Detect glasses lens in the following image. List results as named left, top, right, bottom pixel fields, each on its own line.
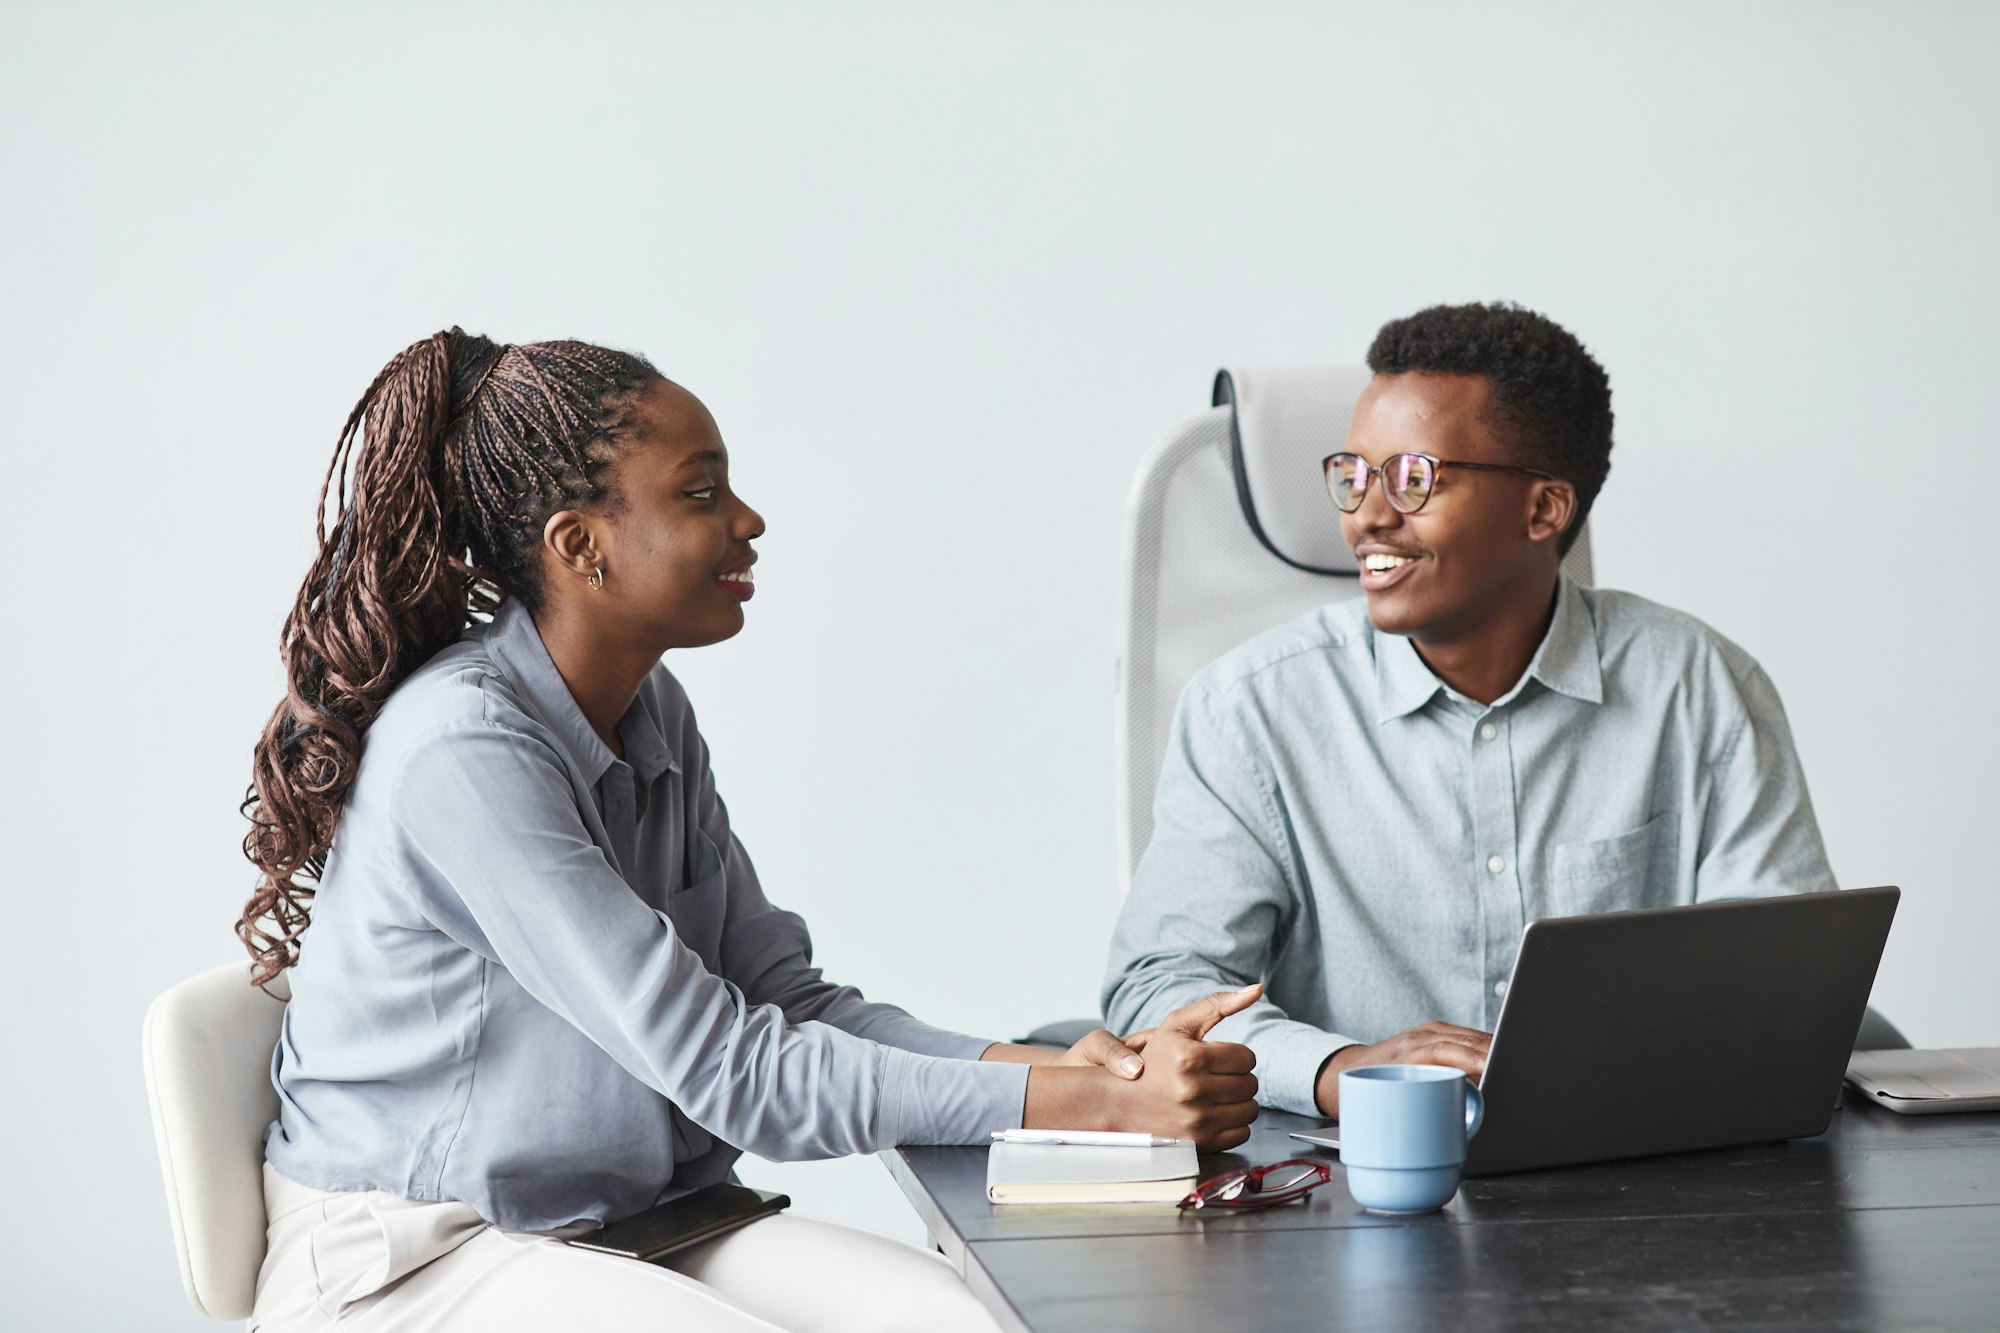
left=1251, top=1164, right=1322, bottom=1194
left=1181, top=1171, right=1250, bottom=1209
left=1326, top=454, right=1366, bottom=511
left=1384, top=454, right=1435, bottom=512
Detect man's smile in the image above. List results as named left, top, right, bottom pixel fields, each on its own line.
left=1356, top=545, right=1426, bottom=591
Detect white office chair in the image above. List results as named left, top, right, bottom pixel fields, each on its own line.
left=143, top=961, right=289, bottom=1321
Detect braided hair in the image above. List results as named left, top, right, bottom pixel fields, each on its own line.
left=236, top=328, right=660, bottom=988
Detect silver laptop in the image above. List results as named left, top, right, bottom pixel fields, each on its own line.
left=1299, top=887, right=1900, bottom=1176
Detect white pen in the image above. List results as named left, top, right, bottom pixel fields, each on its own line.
left=990, top=1129, right=1182, bottom=1147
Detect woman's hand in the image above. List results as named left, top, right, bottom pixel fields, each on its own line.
left=1055, top=1028, right=1147, bottom=1079
left=977, top=1029, right=1146, bottom=1075
left=1022, top=985, right=1263, bottom=1151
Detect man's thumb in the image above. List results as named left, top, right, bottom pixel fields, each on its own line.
left=1162, top=983, right=1263, bottom=1041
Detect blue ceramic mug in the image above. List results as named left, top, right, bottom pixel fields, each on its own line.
left=1337, top=1064, right=1485, bottom=1213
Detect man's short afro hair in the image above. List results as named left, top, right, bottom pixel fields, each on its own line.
left=1366, top=302, right=1612, bottom=554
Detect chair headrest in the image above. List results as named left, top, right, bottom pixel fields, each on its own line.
left=1213, top=365, right=1373, bottom=575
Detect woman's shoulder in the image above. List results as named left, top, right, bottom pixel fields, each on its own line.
left=366, top=634, right=554, bottom=765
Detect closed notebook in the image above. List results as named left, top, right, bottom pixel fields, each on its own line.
left=985, top=1140, right=1199, bottom=1204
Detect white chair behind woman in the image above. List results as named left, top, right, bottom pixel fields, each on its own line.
left=143, top=962, right=289, bottom=1320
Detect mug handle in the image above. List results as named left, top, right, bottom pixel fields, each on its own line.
left=1464, top=1082, right=1485, bottom=1140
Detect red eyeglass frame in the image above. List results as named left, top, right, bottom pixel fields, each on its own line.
left=1177, top=1158, right=1333, bottom=1211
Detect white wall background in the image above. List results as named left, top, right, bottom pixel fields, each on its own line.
left=4, top=2, right=1996, bottom=1327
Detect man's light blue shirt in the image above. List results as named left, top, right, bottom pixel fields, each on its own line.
left=1102, top=579, right=1837, bottom=1116
left=266, top=599, right=1027, bottom=1231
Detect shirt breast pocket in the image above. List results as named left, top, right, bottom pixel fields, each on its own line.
left=1547, top=815, right=1669, bottom=919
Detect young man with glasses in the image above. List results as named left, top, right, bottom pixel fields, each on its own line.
left=1102, top=302, right=1837, bottom=1119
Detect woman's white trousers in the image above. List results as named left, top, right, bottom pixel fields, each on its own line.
left=252, top=1165, right=1001, bottom=1332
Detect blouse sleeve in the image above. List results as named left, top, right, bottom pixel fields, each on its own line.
left=386, top=716, right=1026, bottom=1157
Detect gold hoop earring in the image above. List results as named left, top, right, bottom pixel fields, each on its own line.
left=586, top=567, right=604, bottom=591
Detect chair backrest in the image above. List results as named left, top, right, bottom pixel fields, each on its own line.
left=142, top=961, right=289, bottom=1320
left=1112, top=365, right=1595, bottom=888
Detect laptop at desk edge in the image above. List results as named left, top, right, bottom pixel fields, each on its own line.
left=1458, top=885, right=1899, bottom=1176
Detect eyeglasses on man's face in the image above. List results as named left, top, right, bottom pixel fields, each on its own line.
left=1177, top=1159, right=1333, bottom=1211
left=1323, top=451, right=1557, bottom=516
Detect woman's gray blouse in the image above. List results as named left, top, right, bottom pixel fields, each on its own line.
left=264, top=600, right=1027, bottom=1231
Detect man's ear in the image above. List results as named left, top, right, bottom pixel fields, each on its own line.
left=1526, top=480, right=1578, bottom=548
left=542, top=509, right=602, bottom=579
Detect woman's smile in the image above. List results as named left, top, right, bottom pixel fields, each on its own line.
left=716, top=561, right=756, bottom=602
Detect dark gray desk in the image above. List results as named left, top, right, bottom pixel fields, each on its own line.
left=882, top=1091, right=2000, bottom=1331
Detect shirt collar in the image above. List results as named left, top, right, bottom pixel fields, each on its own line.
left=1374, top=575, right=1603, bottom=722
left=1524, top=576, right=1605, bottom=706
left=481, top=598, right=680, bottom=785
left=1373, top=630, right=1445, bottom=722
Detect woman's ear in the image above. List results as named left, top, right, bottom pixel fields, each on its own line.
left=1526, top=479, right=1578, bottom=548
left=542, top=510, right=602, bottom=580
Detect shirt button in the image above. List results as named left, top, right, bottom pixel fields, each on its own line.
left=1479, top=722, right=1498, bottom=741
left=1487, top=855, right=1506, bottom=875
left=1494, top=979, right=1509, bottom=998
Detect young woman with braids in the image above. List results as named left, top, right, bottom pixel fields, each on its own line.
left=237, top=329, right=1261, bottom=1332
